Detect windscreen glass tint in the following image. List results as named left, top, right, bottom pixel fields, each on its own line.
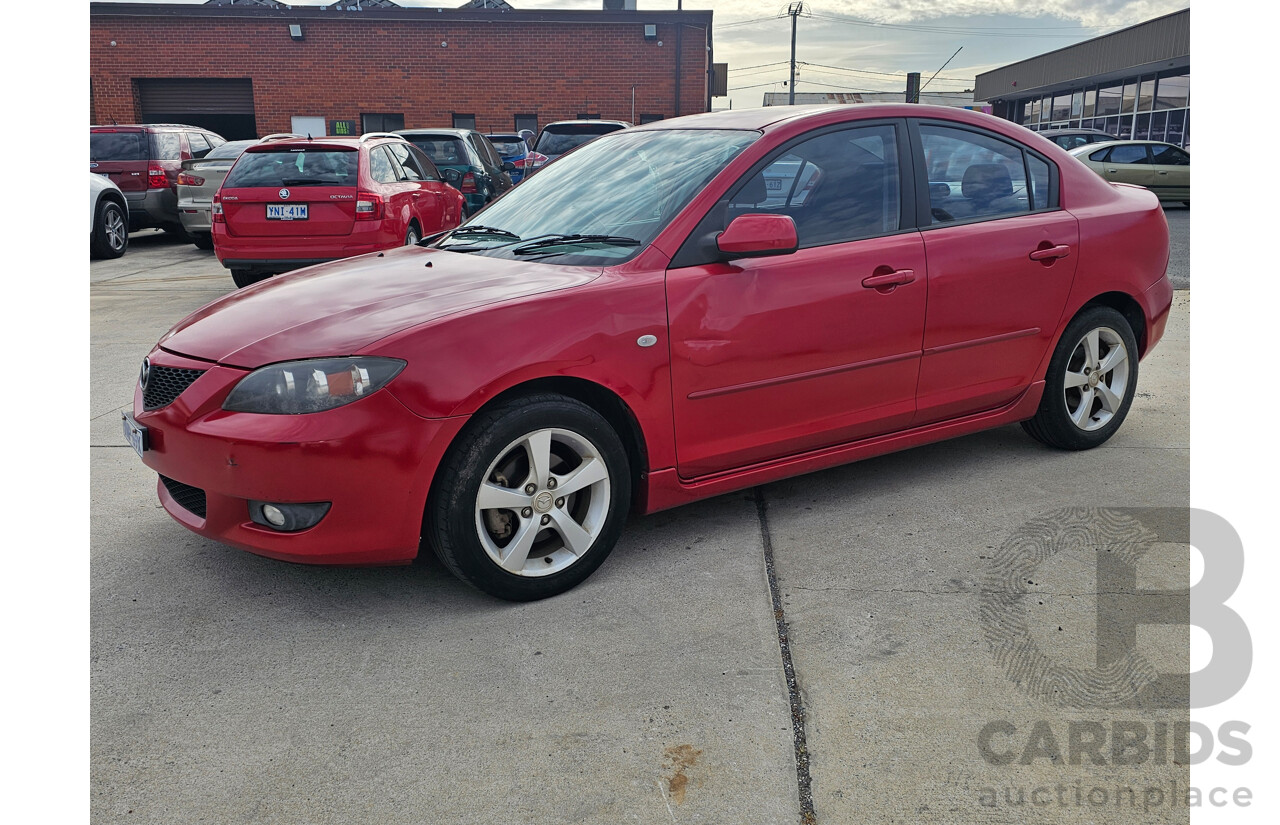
left=91, top=132, right=145, bottom=162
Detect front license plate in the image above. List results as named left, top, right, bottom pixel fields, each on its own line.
left=267, top=203, right=308, bottom=221
left=122, top=411, right=149, bottom=458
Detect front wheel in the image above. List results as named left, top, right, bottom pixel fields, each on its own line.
left=1022, top=306, right=1139, bottom=450
left=91, top=199, right=128, bottom=259
left=427, top=394, right=631, bottom=601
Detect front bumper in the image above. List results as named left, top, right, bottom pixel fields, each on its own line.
left=125, top=188, right=178, bottom=230
left=133, top=349, right=468, bottom=565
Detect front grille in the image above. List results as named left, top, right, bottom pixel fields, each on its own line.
left=144, top=366, right=205, bottom=411
left=160, top=475, right=207, bottom=519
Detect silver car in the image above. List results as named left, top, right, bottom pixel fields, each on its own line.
left=90, top=172, right=128, bottom=259
left=177, top=134, right=298, bottom=249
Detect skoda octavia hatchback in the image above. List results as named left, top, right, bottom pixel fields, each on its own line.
left=212, top=133, right=465, bottom=287
left=127, top=105, right=1173, bottom=601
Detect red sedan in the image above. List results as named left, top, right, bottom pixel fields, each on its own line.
left=211, top=134, right=465, bottom=288
left=125, top=105, right=1173, bottom=601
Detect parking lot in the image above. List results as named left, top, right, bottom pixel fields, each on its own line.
left=92, top=207, right=1189, bottom=824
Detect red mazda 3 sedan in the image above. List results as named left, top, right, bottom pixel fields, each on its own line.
left=126, top=105, right=1173, bottom=601
left=211, top=133, right=465, bottom=288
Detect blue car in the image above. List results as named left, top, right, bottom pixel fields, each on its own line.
left=485, top=133, right=535, bottom=183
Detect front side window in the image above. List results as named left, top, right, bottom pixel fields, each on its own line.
left=727, top=124, right=901, bottom=248
left=387, top=143, right=424, bottom=180
left=920, top=124, right=1031, bottom=222
left=1151, top=145, right=1189, bottom=166
left=188, top=132, right=212, bottom=158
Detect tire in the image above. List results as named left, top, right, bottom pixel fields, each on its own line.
left=405, top=224, right=420, bottom=246
left=427, top=394, right=631, bottom=601
left=192, top=233, right=215, bottom=251
left=1022, top=306, right=1139, bottom=450
left=162, top=223, right=192, bottom=243
left=91, top=199, right=128, bottom=259
left=231, top=268, right=268, bottom=289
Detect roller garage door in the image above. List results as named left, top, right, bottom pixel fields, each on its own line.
left=138, top=78, right=256, bottom=140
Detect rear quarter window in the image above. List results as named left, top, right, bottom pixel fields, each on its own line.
left=151, top=132, right=182, bottom=161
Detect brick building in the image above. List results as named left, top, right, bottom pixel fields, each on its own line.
left=89, top=1, right=714, bottom=140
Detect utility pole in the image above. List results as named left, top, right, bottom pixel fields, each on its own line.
left=787, top=2, right=804, bottom=105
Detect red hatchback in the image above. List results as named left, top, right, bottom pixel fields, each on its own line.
left=127, top=105, right=1173, bottom=601
left=212, top=134, right=465, bottom=287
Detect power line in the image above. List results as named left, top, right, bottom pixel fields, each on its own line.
left=805, top=12, right=1109, bottom=39
left=715, top=15, right=785, bottom=29
left=798, top=61, right=972, bottom=83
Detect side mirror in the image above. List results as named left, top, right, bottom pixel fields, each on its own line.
left=716, top=214, right=799, bottom=259
left=502, top=161, right=517, bottom=173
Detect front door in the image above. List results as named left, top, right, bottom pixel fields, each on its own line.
left=667, top=122, right=927, bottom=478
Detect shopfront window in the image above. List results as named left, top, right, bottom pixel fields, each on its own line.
left=1155, top=74, right=1189, bottom=110
left=1134, top=112, right=1151, bottom=141
left=1149, top=111, right=1168, bottom=143
left=1051, top=94, right=1071, bottom=121
left=1138, top=77, right=1156, bottom=111
left=1097, top=85, right=1122, bottom=117
left=1071, top=91, right=1084, bottom=119
left=1165, top=110, right=1186, bottom=147
left=1121, top=82, right=1137, bottom=114
left=1083, top=88, right=1097, bottom=118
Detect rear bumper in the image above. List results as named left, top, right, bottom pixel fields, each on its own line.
left=1140, top=274, right=1174, bottom=357
left=178, top=199, right=212, bottom=235
left=213, top=223, right=389, bottom=273
left=133, top=349, right=469, bottom=565
left=125, top=188, right=178, bottom=230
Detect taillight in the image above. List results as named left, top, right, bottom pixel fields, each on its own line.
left=460, top=172, right=477, bottom=194
left=176, top=171, right=205, bottom=186
left=524, top=152, right=548, bottom=173
left=147, top=162, right=170, bottom=189
left=211, top=194, right=224, bottom=223
left=355, top=192, right=384, bottom=221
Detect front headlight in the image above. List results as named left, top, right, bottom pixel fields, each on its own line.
left=223, top=357, right=406, bottom=414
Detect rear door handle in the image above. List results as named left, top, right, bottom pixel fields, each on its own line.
left=861, top=269, right=915, bottom=289
left=1029, top=244, right=1071, bottom=261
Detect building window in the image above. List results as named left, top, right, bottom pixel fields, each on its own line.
left=1030, top=98, right=1041, bottom=123
left=1155, top=74, right=1189, bottom=110
left=452, top=113, right=477, bottom=130
left=1165, top=109, right=1186, bottom=147
left=514, top=114, right=538, bottom=134
left=639, top=113, right=664, bottom=124
left=1070, top=91, right=1083, bottom=119
left=362, top=113, right=404, bottom=132
left=1096, top=85, right=1122, bottom=117
left=1082, top=88, right=1096, bottom=118
left=576, top=113, right=600, bottom=120
left=1051, top=93, right=1070, bottom=120
left=1138, top=76, right=1156, bottom=112
left=1134, top=112, right=1151, bottom=141
left=1120, top=82, right=1137, bottom=114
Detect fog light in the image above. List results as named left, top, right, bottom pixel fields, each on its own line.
left=248, top=500, right=331, bottom=532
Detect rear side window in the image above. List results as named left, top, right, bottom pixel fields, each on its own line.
left=91, top=132, right=144, bottom=162
left=1028, top=155, right=1051, bottom=209
left=224, top=149, right=357, bottom=187
left=1109, top=145, right=1150, bottom=165
left=1151, top=145, right=1189, bottom=165
left=151, top=132, right=182, bottom=161
left=920, top=124, right=1031, bottom=222
left=369, top=146, right=399, bottom=184
left=387, top=143, right=425, bottom=181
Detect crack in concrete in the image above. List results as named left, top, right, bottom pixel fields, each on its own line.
left=754, top=488, right=816, bottom=825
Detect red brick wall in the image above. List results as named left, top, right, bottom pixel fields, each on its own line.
left=90, top=12, right=710, bottom=135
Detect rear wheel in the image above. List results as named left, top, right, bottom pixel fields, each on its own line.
left=427, top=394, right=631, bottom=601
left=405, top=224, right=420, bottom=246
left=91, top=199, right=128, bottom=259
left=1022, top=306, right=1139, bottom=450
left=231, top=269, right=268, bottom=289
left=192, top=233, right=214, bottom=251
left=162, top=223, right=192, bottom=242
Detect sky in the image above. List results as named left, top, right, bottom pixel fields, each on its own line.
left=91, top=0, right=1192, bottom=110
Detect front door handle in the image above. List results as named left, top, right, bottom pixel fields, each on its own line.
left=1029, top=245, right=1071, bottom=262
left=861, top=269, right=915, bottom=289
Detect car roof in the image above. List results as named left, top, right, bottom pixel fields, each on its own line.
left=1067, top=140, right=1187, bottom=154
left=540, top=120, right=631, bottom=129
left=1040, top=128, right=1111, bottom=135
left=396, top=128, right=472, bottom=138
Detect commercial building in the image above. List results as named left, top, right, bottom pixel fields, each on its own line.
left=974, top=8, right=1189, bottom=148
left=89, top=0, right=713, bottom=139
left=762, top=91, right=989, bottom=111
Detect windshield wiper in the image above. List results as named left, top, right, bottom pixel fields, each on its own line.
left=447, top=225, right=521, bottom=240
left=512, top=234, right=641, bottom=255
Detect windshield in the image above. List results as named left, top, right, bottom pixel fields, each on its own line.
left=488, top=139, right=527, bottom=156
left=223, top=148, right=357, bottom=187
left=436, top=128, right=758, bottom=265
left=535, top=124, right=625, bottom=156
left=205, top=139, right=255, bottom=160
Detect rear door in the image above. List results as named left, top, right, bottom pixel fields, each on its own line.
left=912, top=120, right=1078, bottom=425
left=1100, top=143, right=1155, bottom=189
left=90, top=127, right=148, bottom=194
left=387, top=142, right=444, bottom=232
left=219, top=145, right=359, bottom=237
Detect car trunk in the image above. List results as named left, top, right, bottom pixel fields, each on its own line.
left=220, top=146, right=359, bottom=237
left=90, top=128, right=148, bottom=194
left=180, top=157, right=237, bottom=203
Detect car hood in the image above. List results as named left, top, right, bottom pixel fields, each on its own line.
left=159, top=246, right=600, bottom=368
